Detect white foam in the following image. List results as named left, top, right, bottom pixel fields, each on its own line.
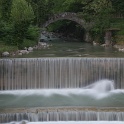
left=0, top=80, right=124, bottom=99
left=6, top=121, right=124, bottom=124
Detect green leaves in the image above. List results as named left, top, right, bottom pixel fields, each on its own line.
left=10, top=0, right=35, bottom=48
left=63, top=0, right=84, bottom=12
left=0, top=0, right=12, bottom=21
left=111, top=0, right=124, bottom=14
left=11, top=0, right=34, bottom=23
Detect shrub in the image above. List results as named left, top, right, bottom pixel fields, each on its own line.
left=26, top=25, right=40, bottom=41
left=21, top=39, right=38, bottom=48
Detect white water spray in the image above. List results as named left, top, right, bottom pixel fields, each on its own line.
left=6, top=121, right=124, bottom=124
left=0, top=79, right=122, bottom=98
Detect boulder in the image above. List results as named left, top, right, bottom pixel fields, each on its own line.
left=2, top=51, right=9, bottom=57
left=33, top=45, right=38, bottom=50
left=18, top=53, right=23, bottom=56
left=19, top=50, right=29, bottom=54
left=24, top=47, right=27, bottom=50
left=28, top=47, right=33, bottom=52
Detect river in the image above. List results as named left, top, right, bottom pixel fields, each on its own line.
left=16, top=39, right=124, bottom=58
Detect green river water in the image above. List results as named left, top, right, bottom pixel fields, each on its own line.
left=15, top=39, right=124, bottom=58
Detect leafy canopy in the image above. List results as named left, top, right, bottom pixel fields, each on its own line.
left=11, top=0, right=34, bottom=23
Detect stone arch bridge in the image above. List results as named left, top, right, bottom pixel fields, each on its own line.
left=42, top=12, right=93, bottom=42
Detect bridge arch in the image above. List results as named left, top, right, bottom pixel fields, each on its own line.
left=43, top=12, right=88, bottom=29
left=42, top=12, right=93, bottom=42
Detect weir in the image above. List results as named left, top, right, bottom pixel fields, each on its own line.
left=0, top=57, right=124, bottom=90
left=0, top=57, right=124, bottom=123
left=1, top=107, right=124, bottom=123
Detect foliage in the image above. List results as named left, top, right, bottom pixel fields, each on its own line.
left=26, top=0, right=52, bottom=26
left=0, top=20, right=14, bottom=45
left=22, top=39, right=37, bottom=48
left=63, top=0, right=83, bottom=12
left=26, top=25, right=40, bottom=40
left=11, top=0, right=34, bottom=23
left=111, top=0, right=124, bottom=14
left=115, top=35, right=124, bottom=45
left=0, top=42, right=18, bottom=53
left=79, top=0, right=113, bottom=42
left=0, top=0, right=124, bottom=51
left=11, top=0, right=34, bottom=48
left=110, top=18, right=124, bottom=35
left=0, top=0, right=12, bottom=21
left=44, top=0, right=65, bottom=14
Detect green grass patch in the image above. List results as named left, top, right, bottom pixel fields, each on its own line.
left=0, top=42, right=18, bottom=53
left=110, top=18, right=124, bottom=35
left=115, top=35, right=124, bottom=45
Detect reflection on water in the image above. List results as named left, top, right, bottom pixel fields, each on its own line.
left=16, top=39, right=124, bottom=58
left=0, top=80, right=124, bottom=108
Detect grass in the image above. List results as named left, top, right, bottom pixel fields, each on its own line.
left=110, top=18, right=124, bottom=44
left=0, top=42, right=18, bottom=53
left=22, top=39, right=38, bottom=48
left=111, top=18, right=124, bottom=33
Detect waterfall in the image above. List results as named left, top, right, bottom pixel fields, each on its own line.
left=1, top=108, right=124, bottom=123
left=0, top=58, right=124, bottom=90
left=0, top=57, right=124, bottom=123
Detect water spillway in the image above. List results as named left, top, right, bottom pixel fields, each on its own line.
left=0, top=57, right=124, bottom=123
left=0, top=58, right=124, bottom=90
left=1, top=107, right=124, bottom=123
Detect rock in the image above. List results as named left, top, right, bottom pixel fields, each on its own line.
left=24, top=47, right=27, bottom=50
left=93, top=41, right=99, bottom=46
left=19, top=50, right=29, bottom=54
left=12, top=53, right=16, bottom=56
left=101, top=44, right=107, bottom=47
left=18, top=53, right=23, bottom=56
left=119, top=48, right=124, bottom=52
left=28, top=47, right=33, bottom=52
left=33, top=45, right=38, bottom=50
left=2, top=51, right=9, bottom=57
left=38, top=42, right=47, bottom=46
left=38, top=42, right=50, bottom=49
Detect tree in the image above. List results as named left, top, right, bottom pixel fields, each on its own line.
left=0, top=0, right=12, bottom=21
left=111, top=0, right=124, bottom=17
left=26, top=0, right=48, bottom=26
left=11, top=0, right=34, bottom=48
left=79, top=0, right=113, bottom=42
left=63, top=0, right=84, bottom=12
left=111, top=0, right=124, bottom=14
left=50, top=0, right=65, bottom=13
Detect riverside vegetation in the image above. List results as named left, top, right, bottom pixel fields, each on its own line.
left=0, top=0, right=124, bottom=55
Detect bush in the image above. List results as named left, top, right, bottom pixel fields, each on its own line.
left=26, top=25, right=40, bottom=40
left=115, top=35, right=124, bottom=45
left=110, top=18, right=124, bottom=35
left=0, top=43, right=18, bottom=53
left=0, top=21, right=14, bottom=45
left=21, top=39, right=38, bottom=48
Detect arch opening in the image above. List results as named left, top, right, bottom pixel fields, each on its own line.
left=46, top=19, right=86, bottom=41
left=41, top=12, right=92, bottom=42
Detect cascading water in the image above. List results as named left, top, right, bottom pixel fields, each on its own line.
left=0, top=58, right=124, bottom=90
left=0, top=58, right=124, bottom=123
